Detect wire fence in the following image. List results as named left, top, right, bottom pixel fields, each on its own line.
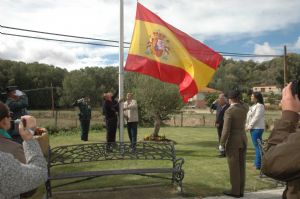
left=30, top=109, right=281, bottom=132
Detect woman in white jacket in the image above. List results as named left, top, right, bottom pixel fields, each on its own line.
left=246, top=92, right=265, bottom=170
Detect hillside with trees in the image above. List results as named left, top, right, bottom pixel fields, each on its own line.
left=1, top=53, right=299, bottom=109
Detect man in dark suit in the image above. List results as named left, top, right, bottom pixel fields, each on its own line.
left=102, top=91, right=119, bottom=151
left=220, top=90, right=248, bottom=198
left=211, top=93, right=230, bottom=157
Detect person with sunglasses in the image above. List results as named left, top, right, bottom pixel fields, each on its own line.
left=0, top=102, right=47, bottom=198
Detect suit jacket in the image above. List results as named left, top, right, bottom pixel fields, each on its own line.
left=0, top=135, right=26, bottom=163
left=220, top=103, right=249, bottom=149
left=216, top=103, right=230, bottom=129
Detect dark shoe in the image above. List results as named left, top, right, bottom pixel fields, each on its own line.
left=218, top=154, right=226, bottom=158
left=223, top=191, right=241, bottom=198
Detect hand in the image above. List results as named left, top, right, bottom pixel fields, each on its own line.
left=218, top=145, right=225, bottom=152
left=18, top=115, right=36, bottom=141
left=281, top=83, right=300, bottom=113
left=15, top=90, right=24, bottom=97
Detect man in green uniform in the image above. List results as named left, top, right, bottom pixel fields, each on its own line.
left=5, top=86, right=29, bottom=143
left=73, top=96, right=92, bottom=141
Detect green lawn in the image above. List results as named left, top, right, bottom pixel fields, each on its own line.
left=30, top=127, right=277, bottom=198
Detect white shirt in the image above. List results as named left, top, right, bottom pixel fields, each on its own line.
left=246, top=103, right=265, bottom=129
left=124, top=99, right=139, bottom=123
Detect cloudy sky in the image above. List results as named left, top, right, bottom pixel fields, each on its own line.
left=1, top=0, right=300, bottom=71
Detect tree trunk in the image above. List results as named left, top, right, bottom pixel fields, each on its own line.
left=152, top=115, right=161, bottom=137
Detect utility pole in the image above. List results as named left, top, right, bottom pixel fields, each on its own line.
left=51, top=82, right=55, bottom=117
left=119, top=0, right=124, bottom=143
left=283, top=45, right=288, bottom=85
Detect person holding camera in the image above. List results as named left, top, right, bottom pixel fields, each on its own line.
left=0, top=102, right=47, bottom=198
left=72, top=96, right=92, bottom=141
left=262, top=82, right=300, bottom=199
left=5, top=86, right=29, bottom=144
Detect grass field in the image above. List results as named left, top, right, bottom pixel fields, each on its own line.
left=29, top=126, right=279, bottom=199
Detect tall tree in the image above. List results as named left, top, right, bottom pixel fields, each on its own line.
left=125, top=73, right=184, bottom=136
left=60, top=71, right=95, bottom=106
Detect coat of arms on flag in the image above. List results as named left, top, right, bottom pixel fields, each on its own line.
left=125, top=3, right=222, bottom=102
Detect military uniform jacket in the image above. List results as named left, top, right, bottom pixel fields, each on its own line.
left=6, top=95, right=28, bottom=120
left=220, top=103, right=249, bottom=149
left=262, top=111, right=300, bottom=199
left=73, top=101, right=91, bottom=120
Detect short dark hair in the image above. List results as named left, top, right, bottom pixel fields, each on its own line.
left=0, top=102, right=10, bottom=120
left=227, top=90, right=241, bottom=100
left=253, top=92, right=264, bottom=105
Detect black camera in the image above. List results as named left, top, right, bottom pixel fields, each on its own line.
left=291, top=80, right=300, bottom=99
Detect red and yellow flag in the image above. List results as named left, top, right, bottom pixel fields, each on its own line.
left=125, top=3, right=222, bottom=102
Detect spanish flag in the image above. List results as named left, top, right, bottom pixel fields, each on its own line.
left=125, top=3, right=222, bottom=102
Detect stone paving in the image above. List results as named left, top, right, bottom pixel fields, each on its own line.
left=169, top=188, right=284, bottom=199
left=203, top=188, right=283, bottom=199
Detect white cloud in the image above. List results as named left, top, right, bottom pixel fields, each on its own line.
left=295, top=36, right=300, bottom=49
left=253, top=42, right=278, bottom=62
left=1, top=0, right=300, bottom=70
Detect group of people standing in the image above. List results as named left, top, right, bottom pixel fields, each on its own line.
left=211, top=90, right=266, bottom=198
left=211, top=84, right=300, bottom=199
left=73, top=91, right=139, bottom=150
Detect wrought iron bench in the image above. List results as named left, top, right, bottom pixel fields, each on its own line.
left=45, top=141, right=184, bottom=198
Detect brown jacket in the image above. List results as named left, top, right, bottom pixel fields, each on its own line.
left=0, top=136, right=26, bottom=163
left=262, top=111, right=300, bottom=199
left=220, top=103, right=249, bottom=149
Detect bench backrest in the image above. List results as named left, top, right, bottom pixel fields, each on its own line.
left=49, top=142, right=176, bottom=167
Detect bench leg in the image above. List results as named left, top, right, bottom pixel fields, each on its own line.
left=45, top=180, right=52, bottom=198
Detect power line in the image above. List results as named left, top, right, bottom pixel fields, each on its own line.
left=0, top=31, right=130, bottom=48
left=0, top=25, right=283, bottom=57
left=221, top=54, right=282, bottom=58
left=0, top=24, right=131, bottom=45
left=219, top=51, right=282, bottom=57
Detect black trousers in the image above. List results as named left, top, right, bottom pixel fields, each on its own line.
left=80, top=119, right=90, bottom=141
left=105, top=118, right=117, bottom=146
left=217, top=126, right=223, bottom=143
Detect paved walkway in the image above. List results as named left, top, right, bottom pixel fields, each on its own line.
left=49, top=185, right=284, bottom=199
left=168, top=188, right=284, bottom=199
left=203, top=188, right=283, bottom=199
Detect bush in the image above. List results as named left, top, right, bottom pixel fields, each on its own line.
left=265, top=104, right=280, bottom=111
left=45, top=126, right=79, bottom=135
left=90, top=123, right=104, bottom=131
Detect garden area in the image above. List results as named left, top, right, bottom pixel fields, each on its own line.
left=30, top=125, right=280, bottom=199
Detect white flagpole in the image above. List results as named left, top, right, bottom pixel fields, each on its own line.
left=119, top=0, right=124, bottom=143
